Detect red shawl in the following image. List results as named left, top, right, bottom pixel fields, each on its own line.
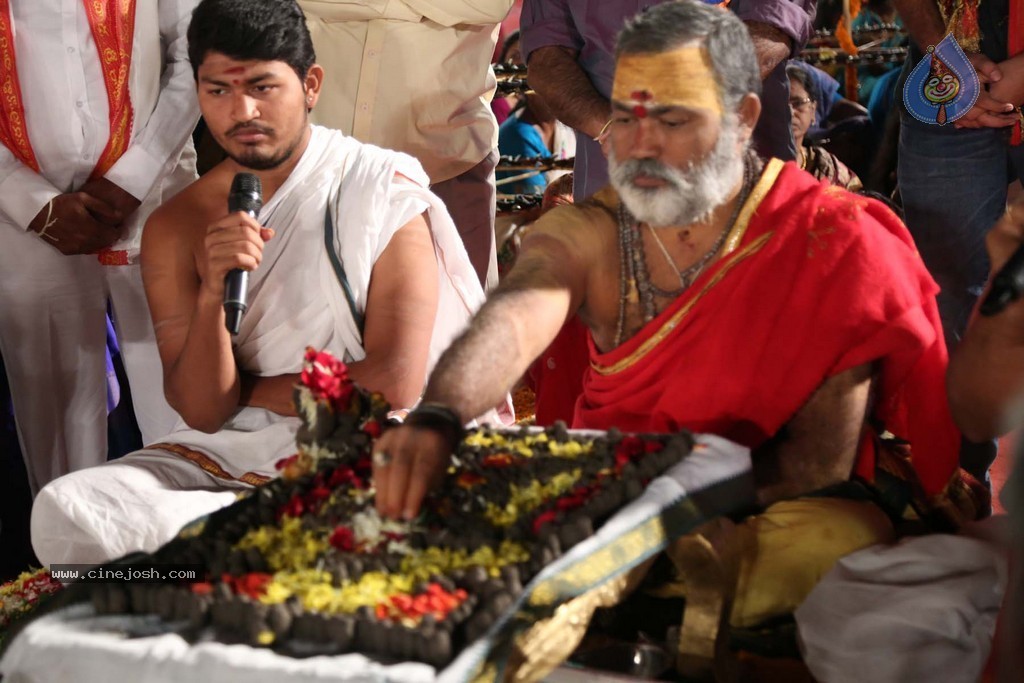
left=574, top=160, right=960, bottom=498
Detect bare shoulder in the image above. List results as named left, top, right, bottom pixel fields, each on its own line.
left=499, top=188, right=619, bottom=321
left=142, top=167, right=231, bottom=261
left=523, top=188, right=618, bottom=265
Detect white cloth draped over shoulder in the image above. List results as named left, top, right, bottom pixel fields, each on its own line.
left=150, top=125, right=510, bottom=482
left=30, top=125, right=510, bottom=566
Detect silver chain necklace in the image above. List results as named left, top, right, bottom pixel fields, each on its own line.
left=645, top=216, right=732, bottom=298
left=614, top=157, right=756, bottom=347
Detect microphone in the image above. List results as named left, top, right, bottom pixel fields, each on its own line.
left=224, top=173, right=263, bottom=335
left=979, top=245, right=1024, bottom=317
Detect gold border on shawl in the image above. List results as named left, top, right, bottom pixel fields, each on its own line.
left=722, top=157, right=784, bottom=256
left=239, top=471, right=272, bottom=486
left=497, top=562, right=654, bottom=683
left=83, top=0, right=136, bottom=179
left=591, top=231, right=774, bottom=376
left=148, top=442, right=271, bottom=486
left=527, top=513, right=670, bottom=607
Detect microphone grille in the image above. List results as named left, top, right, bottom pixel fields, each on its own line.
left=230, top=173, right=262, bottom=197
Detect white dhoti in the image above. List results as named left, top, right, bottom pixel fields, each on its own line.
left=32, top=126, right=509, bottom=566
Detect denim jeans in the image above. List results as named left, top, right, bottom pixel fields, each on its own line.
left=898, top=114, right=1024, bottom=483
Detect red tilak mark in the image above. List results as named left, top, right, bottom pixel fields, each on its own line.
left=631, top=90, right=653, bottom=102
left=224, top=66, right=246, bottom=74
left=632, top=105, right=649, bottom=118
left=232, top=80, right=241, bottom=85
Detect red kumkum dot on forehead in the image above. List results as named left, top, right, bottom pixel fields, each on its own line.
left=632, top=105, right=649, bottom=118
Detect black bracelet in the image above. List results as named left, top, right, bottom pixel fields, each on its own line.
left=405, top=402, right=465, bottom=447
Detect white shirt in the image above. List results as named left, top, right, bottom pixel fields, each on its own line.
left=299, top=0, right=514, bottom=183
left=0, top=0, right=199, bottom=232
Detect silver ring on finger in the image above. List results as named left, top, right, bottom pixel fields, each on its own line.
left=372, top=450, right=393, bottom=468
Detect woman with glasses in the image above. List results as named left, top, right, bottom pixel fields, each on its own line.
left=787, top=63, right=863, bottom=190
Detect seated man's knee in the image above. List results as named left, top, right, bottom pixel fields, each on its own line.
left=31, top=469, right=113, bottom=567
left=729, top=497, right=895, bottom=627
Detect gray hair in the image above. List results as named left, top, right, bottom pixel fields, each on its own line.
left=615, top=0, right=761, bottom=112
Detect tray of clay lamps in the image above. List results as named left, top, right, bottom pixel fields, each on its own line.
left=91, top=422, right=696, bottom=669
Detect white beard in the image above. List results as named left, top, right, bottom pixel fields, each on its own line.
left=608, top=118, right=745, bottom=228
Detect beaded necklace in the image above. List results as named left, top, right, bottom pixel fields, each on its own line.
left=614, top=158, right=757, bottom=347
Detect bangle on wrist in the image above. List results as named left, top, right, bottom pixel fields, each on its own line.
left=405, top=402, right=465, bottom=447
left=36, top=198, right=59, bottom=243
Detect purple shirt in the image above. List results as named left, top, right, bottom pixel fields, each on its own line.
left=521, top=0, right=815, bottom=200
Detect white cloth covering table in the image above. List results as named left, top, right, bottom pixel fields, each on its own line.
left=2, top=435, right=752, bottom=683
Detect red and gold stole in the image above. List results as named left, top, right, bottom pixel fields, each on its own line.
left=0, top=0, right=136, bottom=261
left=575, top=160, right=961, bottom=502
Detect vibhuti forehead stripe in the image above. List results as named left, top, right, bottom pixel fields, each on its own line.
left=611, top=46, right=723, bottom=117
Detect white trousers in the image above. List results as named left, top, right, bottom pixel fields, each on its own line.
left=0, top=224, right=178, bottom=494
left=31, top=450, right=248, bottom=566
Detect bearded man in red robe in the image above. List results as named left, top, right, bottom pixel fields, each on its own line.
left=373, top=0, right=983, bottom=634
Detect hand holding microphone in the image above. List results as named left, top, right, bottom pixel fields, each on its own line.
left=223, top=174, right=264, bottom=334
left=198, top=173, right=269, bottom=334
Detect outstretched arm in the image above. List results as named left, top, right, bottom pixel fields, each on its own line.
left=948, top=198, right=1024, bottom=440
left=372, top=223, right=590, bottom=519
left=420, top=238, right=580, bottom=420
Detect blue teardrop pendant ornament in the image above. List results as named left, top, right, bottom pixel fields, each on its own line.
left=903, top=33, right=980, bottom=126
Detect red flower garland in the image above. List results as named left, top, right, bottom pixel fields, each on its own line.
left=222, top=572, right=273, bottom=600
left=300, top=347, right=355, bottom=412
left=329, top=526, right=356, bottom=552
